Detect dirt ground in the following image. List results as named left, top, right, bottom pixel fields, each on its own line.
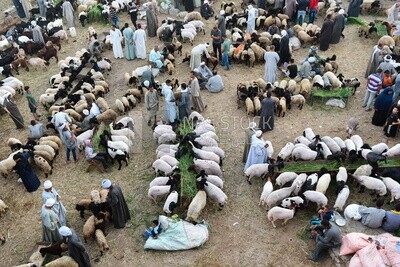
left=0, top=0, right=398, bottom=266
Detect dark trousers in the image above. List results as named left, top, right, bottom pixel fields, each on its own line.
left=92, top=153, right=109, bottom=169
left=213, top=43, right=222, bottom=61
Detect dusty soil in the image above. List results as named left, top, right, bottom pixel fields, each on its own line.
left=0, top=1, right=397, bottom=266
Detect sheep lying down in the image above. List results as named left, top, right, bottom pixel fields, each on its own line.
left=144, top=215, right=209, bottom=251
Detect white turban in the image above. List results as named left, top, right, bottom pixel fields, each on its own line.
left=255, top=130, right=262, bottom=138
left=45, top=198, right=55, bottom=207
left=248, top=4, right=253, bottom=9
left=281, top=30, right=287, bottom=37
left=31, top=20, right=37, bottom=26
left=338, top=9, right=345, bottom=15
left=200, top=61, right=206, bottom=66
left=102, top=179, right=111, bottom=189
left=143, top=80, right=150, bottom=87
left=44, top=180, right=52, bottom=189
left=220, top=10, right=225, bottom=15
left=308, top=57, right=316, bottom=63
left=59, top=226, right=72, bottom=237
left=82, top=109, right=89, bottom=116
left=249, top=122, right=256, bottom=129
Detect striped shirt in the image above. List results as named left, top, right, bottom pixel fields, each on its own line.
left=367, top=73, right=382, bottom=93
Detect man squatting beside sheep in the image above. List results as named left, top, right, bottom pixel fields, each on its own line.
left=59, top=226, right=91, bottom=267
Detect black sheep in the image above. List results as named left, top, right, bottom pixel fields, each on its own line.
left=381, top=168, right=400, bottom=184
left=366, top=152, right=387, bottom=177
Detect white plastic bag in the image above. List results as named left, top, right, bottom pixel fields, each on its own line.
left=69, top=27, right=76, bottom=37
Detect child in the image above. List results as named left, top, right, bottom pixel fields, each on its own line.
left=382, top=70, right=393, bottom=89
left=25, top=86, right=39, bottom=120
left=143, top=220, right=162, bottom=240
left=283, top=58, right=298, bottom=79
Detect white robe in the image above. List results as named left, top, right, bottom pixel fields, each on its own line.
left=246, top=7, right=256, bottom=34
left=42, top=188, right=67, bottom=226
left=190, top=44, right=210, bottom=70
left=388, top=4, right=399, bottom=22
left=162, top=84, right=177, bottom=123
left=134, top=29, right=147, bottom=59
left=149, top=49, right=163, bottom=69
left=244, top=135, right=268, bottom=171
left=62, top=1, right=75, bottom=28
left=263, top=51, right=280, bottom=83
left=110, top=28, right=124, bottom=59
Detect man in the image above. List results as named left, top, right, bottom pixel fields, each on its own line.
left=388, top=2, right=400, bottom=22
left=194, top=62, right=213, bottom=88
left=110, top=25, right=124, bottom=59
left=244, top=130, right=268, bottom=172
left=393, top=71, right=400, bottom=102
left=242, top=121, right=256, bottom=163
left=259, top=91, right=275, bottom=132
left=41, top=198, right=62, bottom=243
left=62, top=0, right=75, bottom=28
left=298, top=57, right=316, bottom=80
left=296, top=0, right=309, bottom=25
left=285, top=0, right=297, bottom=20
left=60, top=123, right=78, bottom=163
left=76, top=109, right=93, bottom=133
left=134, top=23, right=147, bottom=59
left=123, top=23, right=135, bottom=60
left=246, top=5, right=256, bottom=34
left=42, top=180, right=67, bottom=227
left=211, top=23, right=222, bottom=61
left=29, top=120, right=44, bottom=139
left=89, top=101, right=101, bottom=116
left=365, top=44, right=383, bottom=78
left=217, top=10, right=226, bottom=36
left=377, top=55, right=395, bottom=79
left=382, top=202, right=400, bottom=232
left=177, top=83, right=191, bottom=121
left=319, top=14, right=334, bottom=51
left=189, top=71, right=206, bottom=113
left=331, top=9, right=346, bottom=44
left=363, top=68, right=383, bottom=111
left=3, top=93, right=24, bottom=129
left=51, top=107, right=72, bottom=136
left=109, top=3, right=119, bottom=27
left=102, top=179, right=131, bottom=229
left=347, top=0, right=363, bottom=17
left=149, top=45, right=164, bottom=69
left=358, top=199, right=386, bottom=228
left=59, top=226, right=91, bottom=267
left=161, top=80, right=178, bottom=125
left=205, top=71, right=224, bottom=93
left=279, top=30, right=290, bottom=66
left=309, top=220, right=342, bottom=261
left=309, top=0, right=318, bottom=23
left=221, top=34, right=231, bottom=70
left=263, top=45, right=280, bottom=83
left=128, top=2, right=138, bottom=28
left=31, top=21, right=45, bottom=44
left=141, top=66, right=156, bottom=88
left=37, top=0, right=47, bottom=18
left=145, top=81, right=159, bottom=127
left=190, top=43, right=210, bottom=70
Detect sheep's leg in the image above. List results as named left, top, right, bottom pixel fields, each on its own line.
left=117, top=159, right=122, bottom=170
left=271, top=220, right=277, bottom=228
left=247, top=176, right=252, bottom=185
left=282, top=218, right=289, bottom=226
left=124, top=158, right=128, bottom=166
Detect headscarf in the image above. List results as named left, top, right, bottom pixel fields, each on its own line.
left=45, top=198, right=55, bottom=207
left=59, top=226, right=72, bottom=237
left=338, top=9, right=345, bottom=15
left=255, top=130, right=262, bottom=137
left=281, top=30, right=287, bottom=37
left=84, top=139, right=92, bottom=147
left=374, top=86, right=394, bottom=111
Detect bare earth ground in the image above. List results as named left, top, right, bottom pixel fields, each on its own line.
left=0, top=1, right=398, bottom=266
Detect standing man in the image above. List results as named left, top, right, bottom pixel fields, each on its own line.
left=109, top=3, right=119, bottom=28
left=31, top=21, right=45, bottom=44
left=101, top=179, right=131, bottom=229
left=331, top=9, right=346, bottom=44
left=110, top=25, right=124, bottom=59
left=263, top=45, right=280, bottom=83
left=243, top=130, right=269, bottom=172
left=3, top=94, right=24, bottom=129
left=296, top=0, right=309, bottom=25
left=41, top=198, right=62, bottom=243
left=123, top=23, right=135, bottom=60
left=190, top=43, right=210, bottom=70
left=319, top=14, right=334, bottom=51
left=211, top=23, right=222, bottom=61
left=259, top=91, right=275, bottom=132
left=127, top=2, right=138, bottom=28
left=279, top=30, right=290, bottom=66
left=62, top=0, right=75, bottom=29
left=246, top=5, right=256, bottom=34
left=146, top=0, right=158, bottom=37
left=161, top=80, right=178, bottom=125
left=51, top=107, right=72, bottom=136
left=59, top=226, right=91, bottom=267
left=363, top=69, right=383, bottom=111
left=37, top=0, right=47, bottom=18
left=221, top=34, right=231, bottom=70
left=177, top=83, right=191, bottom=121
left=134, top=24, right=147, bottom=59
left=60, top=123, right=78, bottom=163
left=25, top=86, right=39, bottom=120
left=13, top=152, right=40, bottom=192
left=309, top=0, right=318, bottom=23
left=189, top=71, right=206, bottom=113
left=347, top=0, right=363, bottom=17
left=42, top=180, right=67, bottom=227
left=285, top=0, right=297, bottom=21
left=242, top=121, right=256, bottom=163
left=145, top=81, right=159, bottom=127
left=309, top=220, right=342, bottom=261
left=217, top=10, right=226, bottom=38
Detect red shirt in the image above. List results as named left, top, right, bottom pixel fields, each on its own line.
left=310, top=0, right=318, bottom=9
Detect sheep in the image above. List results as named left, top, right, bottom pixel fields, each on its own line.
left=333, top=137, right=346, bottom=151
left=277, top=142, right=294, bottom=162
left=267, top=206, right=296, bottom=228
left=159, top=155, right=178, bottom=167
left=156, top=144, right=178, bottom=154
left=291, top=173, right=307, bottom=195
left=334, top=185, right=350, bottom=211
left=200, top=131, right=219, bottom=141
left=290, top=94, right=305, bottom=110
left=353, top=164, right=373, bottom=177
left=163, top=190, right=178, bottom=215
left=382, top=177, right=400, bottom=203
left=351, top=174, right=387, bottom=196
left=194, top=136, right=218, bottom=147
left=83, top=215, right=95, bottom=242
left=204, top=181, right=227, bottom=209
left=265, top=185, right=296, bottom=210
left=34, top=145, right=55, bottom=159
left=44, top=256, right=78, bottom=267
left=153, top=126, right=175, bottom=139
left=189, top=141, right=220, bottom=164
left=65, top=109, right=81, bottom=121
left=107, top=140, right=129, bottom=154
left=277, top=97, right=287, bottom=117
left=244, top=163, right=275, bottom=184
left=323, top=71, right=342, bottom=88
left=371, top=143, right=389, bottom=154
left=186, top=190, right=206, bottom=222
left=95, top=229, right=109, bottom=256
left=303, top=128, right=315, bottom=141
left=342, top=78, right=361, bottom=95
left=95, top=97, right=109, bottom=112
left=7, top=137, right=22, bottom=151
left=378, top=35, right=395, bottom=48
left=281, top=196, right=304, bottom=208
left=152, top=159, right=175, bottom=175
left=336, top=166, right=348, bottom=193
left=202, top=174, right=224, bottom=189
left=34, top=155, right=52, bottom=178
left=297, top=30, right=316, bottom=44
left=350, top=134, right=363, bottom=152
left=275, top=172, right=298, bottom=188
left=109, top=135, right=132, bottom=151
left=245, top=97, right=254, bottom=116
left=312, top=75, right=324, bottom=88
left=321, top=136, right=341, bottom=154
left=291, top=146, right=320, bottom=161
left=192, top=159, right=223, bottom=178
left=148, top=185, right=171, bottom=204
left=75, top=198, right=92, bottom=218
left=115, top=99, right=125, bottom=114
left=40, top=136, right=62, bottom=149
left=201, top=146, right=225, bottom=159
left=184, top=11, right=202, bottom=22
left=315, top=173, right=331, bottom=195
left=383, top=144, right=400, bottom=158
left=76, top=129, right=94, bottom=150
left=194, top=123, right=215, bottom=136
left=303, top=190, right=328, bottom=208
left=92, top=110, right=118, bottom=125
left=181, top=29, right=195, bottom=44
left=0, top=198, right=8, bottom=216
left=158, top=133, right=177, bottom=145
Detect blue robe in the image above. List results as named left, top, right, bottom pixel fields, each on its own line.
left=42, top=189, right=67, bottom=226
left=14, top=152, right=40, bottom=192
left=123, top=27, right=136, bottom=60
left=162, top=85, right=177, bottom=123
left=244, top=136, right=268, bottom=171
left=149, top=49, right=163, bottom=69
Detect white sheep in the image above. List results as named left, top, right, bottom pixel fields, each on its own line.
left=76, top=129, right=94, bottom=150
left=316, top=173, right=331, bottom=194
left=259, top=178, right=273, bottom=207
left=189, top=141, right=220, bottom=164
left=303, top=128, right=315, bottom=141
left=336, top=167, right=347, bottom=184
left=193, top=159, right=223, bottom=178
left=371, top=143, right=389, bottom=154
left=110, top=135, right=132, bottom=148
left=156, top=144, right=178, bottom=154
left=184, top=11, right=202, bottom=22
left=163, top=190, right=178, bottom=215
left=148, top=185, right=171, bottom=204
left=28, top=58, right=49, bottom=70
left=158, top=133, right=177, bottom=145
left=323, top=71, right=342, bottom=88
left=108, top=140, right=129, bottom=154
left=344, top=138, right=356, bottom=152
left=194, top=136, right=218, bottom=147
left=294, top=136, right=311, bottom=145
left=200, top=131, right=219, bottom=141
left=334, top=185, right=350, bottom=211
left=277, top=142, right=294, bottom=161
left=333, top=137, right=346, bottom=150
left=44, top=256, right=78, bottom=267
left=344, top=204, right=362, bottom=220
left=244, top=163, right=274, bottom=184
left=149, top=176, right=170, bottom=188
left=318, top=142, right=332, bottom=160
left=34, top=145, right=55, bottom=158
left=281, top=196, right=304, bottom=208
left=153, top=126, right=175, bottom=139
left=157, top=150, right=176, bottom=159
left=83, top=215, right=95, bottom=242
left=110, top=127, right=135, bottom=141
left=291, top=146, right=319, bottom=161
left=382, top=177, right=400, bottom=203
left=321, top=136, right=341, bottom=153
left=159, top=155, right=178, bottom=167
left=353, top=164, right=373, bottom=177
left=95, top=229, right=109, bottom=256
left=275, top=172, right=298, bottom=188
left=350, top=134, right=363, bottom=152
left=303, top=190, right=328, bottom=208
left=194, top=124, right=216, bottom=136
left=265, top=185, right=295, bottom=210
left=34, top=155, right=52, bottom=178
left=186, top=190, right=206, bottom=222
left=115, top=99, right=125, bottom=114
left=204, top=182, right=228, bottom=209
left=292, top=173, right=307, bottom=195
left=201, top=146, right=225, bottom=159
left=205, top=174, right=224, bottom=189
left=0, top=198, right=8, bottom=216
left=189, top=111, right=205, bottom=122
left=353, top=175, right=387, bottom=196
left=383, top=144, right=400, bottom=158
left=267, top=206, right=296, bottom=228
left=152, top=159, right=175, bottom=175
left=181, top=29, right=195, bottom=44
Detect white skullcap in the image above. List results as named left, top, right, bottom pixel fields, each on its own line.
left=249, top=122, right=256, bottom=129
left=82, top=109, right=89, bottom=116
left=255, top=130, right=262, bottom=137
left=59, top=226, right=72, bottom=237
left=338, top=9, right=345, bottom=15
left=144, top=80, right=150, bottom=87
left=44, top=180, right=52, bottom=189
left=308, top=57, right=316, bottom=63
left=102, top=179, right=111, bottom=189
left=45, top=198, right=55, bottom=207
left=200, top=61, right=206, bottom=66
left=248, top=4, right=253, bottom=9
left=281, top=30, right=287, bottom=37
left=220, top=10, right=225, bottom=15
left=31, top=20, right=37, bottom=26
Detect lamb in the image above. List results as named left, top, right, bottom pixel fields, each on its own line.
left=245, top=97, right=254, bottom=116
left=189, top=141, right=220, bottom=164
left=265, top=185, right=296, bottom=210
left=148, top=185, right=171, bottom=204
left=290, top=94, right=305, bottom=110
left=83, top=215, right=95, bottom=242
left=303, top=190, right=328, bottom=208
left=277, top=97, right=287, bottom=117
left=281, top=196, right=304, bottom=208
left=0, top=198, right=8, bottom=216
left=153, top=126, right=175, bottom=139
left=95, top=229, right=109, bottom=256
left=342, top=78, right=361, bottom=95
left=383, top=144, right=400, bottom=158
left=334, top=185, right=350, bottom=211
left=163, top=190, right=178, bottom=215
left=152, top=159, right=176, bottom=175
left=381, top=177, right=400, bottom=203
left=267, top=206, right=296, bottom=228
left=186, top=190, right=207, bottom=222
left=275, top=172, right=298, bottom=188
left=244, top=163, right=275, bottom=184
left=192, top=159, right=223, bottom=178
left=277, top=142, right=294, bottom=162
left=34, top=155, right=52, bottom=178
left=44, top=256, right=78, bottom=267
left=346, top=117, right=358, bottom=137
left=204, top=181, right=228, bottom=209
